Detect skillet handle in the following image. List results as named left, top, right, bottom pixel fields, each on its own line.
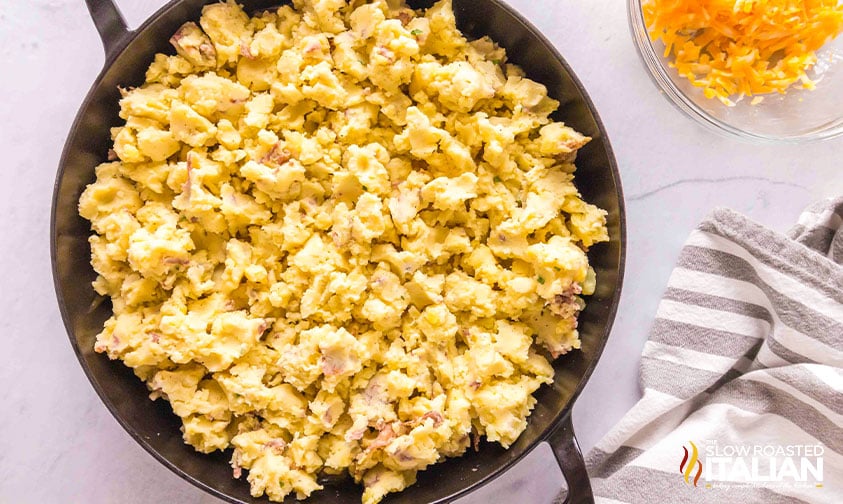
left=84, top=0, right=131, bottom=60
left=548, top=415, right=594, bottom=504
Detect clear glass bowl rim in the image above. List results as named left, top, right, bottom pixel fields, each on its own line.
left=627, top=0, right=843, bottom=144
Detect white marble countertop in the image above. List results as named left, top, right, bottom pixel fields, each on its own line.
left=2, top=0, right=841, bottom=502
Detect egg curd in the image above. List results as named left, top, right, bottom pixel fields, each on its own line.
left=78, top=0, right=609, bottom=502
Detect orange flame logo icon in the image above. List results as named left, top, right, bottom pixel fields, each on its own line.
left=679, top=441, right=703, bottom=487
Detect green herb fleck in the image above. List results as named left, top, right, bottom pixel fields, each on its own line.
left=411, top=29, right=423, bottom=36
left=554, top=266, right=560, bottom=272
left=493, top=176, right=502, bottom=183
left=492, top=59, right=501, bottom=65
left=362, top=185, right=369, bottom=191
left=537, top=276, right=545, bottom=285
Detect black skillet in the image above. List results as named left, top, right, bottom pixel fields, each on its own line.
left=51, top=1, right=626, bottom=502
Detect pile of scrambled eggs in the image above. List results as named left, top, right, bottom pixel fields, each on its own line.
left=79, top=1, right=608, bottom=502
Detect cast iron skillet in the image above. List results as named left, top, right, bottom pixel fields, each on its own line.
left=52, top=1, right=626, bottom=502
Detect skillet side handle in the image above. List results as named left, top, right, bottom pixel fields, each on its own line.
left=548, top=415, right=595, bottom=504
left=85, top=0, right=131, bottom=60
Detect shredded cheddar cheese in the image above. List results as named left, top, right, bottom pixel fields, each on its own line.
left=644, top=0, right=843, bottom=105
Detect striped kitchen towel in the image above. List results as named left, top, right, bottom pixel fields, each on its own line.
left=577, top=198, right=843, bottom=504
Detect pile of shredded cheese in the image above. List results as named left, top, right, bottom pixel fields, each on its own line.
left=644, top=0, right=843, bottom=105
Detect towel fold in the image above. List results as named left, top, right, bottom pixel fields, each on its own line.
left=579, top=198, right=843, bottom=504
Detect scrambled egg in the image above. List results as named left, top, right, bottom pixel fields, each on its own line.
left=78, top=1, right=608, bottom=502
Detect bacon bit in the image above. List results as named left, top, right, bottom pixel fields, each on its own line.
left=367, top=423, right=397, bottom=451
left=264, top=439, right=287, bottom=454
left=469, top=380, right=482, bottom=391
left=397, top=10, right=412, bottom=25
left=330, top=230, right=346, bottom=247
left=169, top=22, right=217, bottom=67
left=395, top=450, right=415, bottom=462
left=163, top=257, right=190, bottom=265
left=321, top=353, right=345, bottom=377
left=107, top=149, right=118, bottom=161
left=231, top=454, right=243, bottom=478
left=347, top=428, right=366, bottom=441
left=150, top=332, right=161, bottom=344
left=375, top=46, right=396, bottom=62
left=363, top=469, right=381, bottom=486
left=240, top=43, right=255, bottom=59
left=305, top=40, right=323, bottom=55
left=363, top=376, right=388, bottom=407
left=549, top=284, right=583, bottom=320
left=198, top=42, right=216, bottom=61
left=402, top=411, right=444, bottom=430
left=112, top=335, right=121, bottom=347
left=419, top=411, right=444, bottom=427
left=260, top=143, right=292, bottom=166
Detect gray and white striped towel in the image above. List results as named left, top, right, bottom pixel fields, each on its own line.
left=580, top=198, right=843, bottom=503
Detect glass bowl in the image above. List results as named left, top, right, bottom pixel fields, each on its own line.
left=629, top=0, right=843, bottom=143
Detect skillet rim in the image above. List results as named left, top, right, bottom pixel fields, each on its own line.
left=50, top=0, right=627, bottom=502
